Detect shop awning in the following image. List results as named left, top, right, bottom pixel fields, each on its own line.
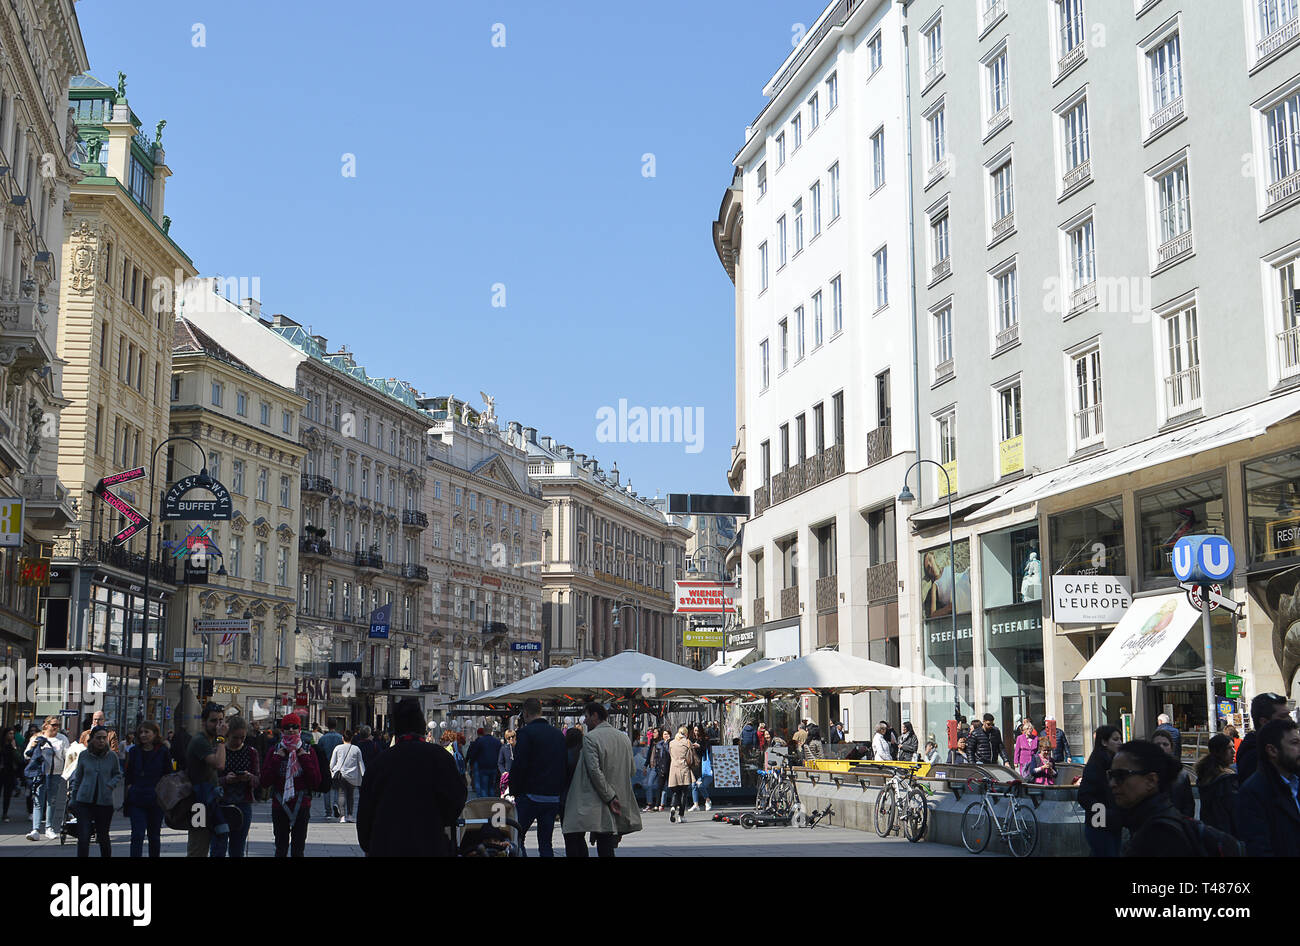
left=973, top=390, right=1300, bottom=522
left=703, top=648, right=755, bottom=675
left=909, top=492, right=1002, bottom=529
left=1074, top=591, right=1203, bottom=681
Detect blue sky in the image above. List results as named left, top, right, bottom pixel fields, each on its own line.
left=77, top=1, right=816, bottom=496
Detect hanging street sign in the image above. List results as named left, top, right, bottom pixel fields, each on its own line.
left=1225, top=673, right=1243, bottom=698
left=511, top=641, right=542, bottom=651
left=1172, top=535, right=1235, bottom=584
left=0, top=498, right=23, bottom=548
left=161, top=473, right=232, bottom=521
left=193, top=619, right=251, bottom=634
left=94, top=468, right=149, bottom=544
left=683, top=629, right=724, bottom=647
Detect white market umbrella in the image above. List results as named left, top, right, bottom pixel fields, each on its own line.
left=453, top=662, right=595, bottom=705
left=706, top=658, right=786, bottom=692
left=529, top=650, right=721, bottom=700
left=712, top=650, right=954, bottom=696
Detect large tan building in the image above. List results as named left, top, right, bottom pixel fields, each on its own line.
left=165, top=317, right=306, bottom=727
left=0, top=0, right=87, bottom=731
left=44, top=72, right=195, bottom=733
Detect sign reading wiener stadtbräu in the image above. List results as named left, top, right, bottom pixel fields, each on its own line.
left=161, top=473, right=232, bottom=521
left=1050, top=575, right=1132, bottom=625
left=673, top=580, right=739, bottom=614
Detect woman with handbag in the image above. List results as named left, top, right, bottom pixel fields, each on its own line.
left=24, top=716, right=69, bottom=841
left=666, top=726, right=696, bottom=823
left=1014, top=720, right=1039, bottom=778
left=689, top=724, right=713, bottom=812
left=329, top=729, right=364, bottom=823
left=123, top=721, right=171, bottom=857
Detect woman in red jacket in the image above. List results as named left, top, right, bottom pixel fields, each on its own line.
left=261, top=714, right=320, bottom=857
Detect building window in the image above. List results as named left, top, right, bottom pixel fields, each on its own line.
left=759, top=241, right=769, bottom=291
left=924, top=19, right=944, bottom=84
left=776, top=131, right=786, bottom=167
left=869, top=32, right=883, bottom=75
left=810, top=180, right=822, bottom=236
left=791, top=113, right=802, bottom=151
left=1264, top=88, right=1300, bottom=207
left=1147, top=32, right=1184, bottom=133
left=997, top=381, right=1023, bottom=476
left=229, top=536, right=241, bottom=578
left=833, top=391, right=844, bottom=446
left=1256, top=0, right=1300, bottom=62
left=813, top=401, right=826, bottom=453
left=809, top=92, right=820, bottom=131
left=279, top=474, right=291, bottom=506
left=236, top=392, right=247, bottom=416
left=260, top=401, right=270, bottom=425
left=875, top=372, right=891, bottom=430
left=936, top=410, right=957, bottom=495
left=1071, top=345, right=1104, bottom=448
left=990, top=159, right=1014, bottom=238
left=94, top=406, right=102, bottom=455
left=257, top=468, right=268, bottom=502
left=986, top=48, right=1010, bottom=129
left=1049, top=498, right=1125, bottom=577
left=930, top=207, right=951, bottom=281
left=276, top=546, right=288, bottom=585
left=873, top=246, right=888, bottom=310
left=1057, top=0, right=1086, bottom=73
left=1161, top=304, right=1201, bottom=417
left=871, top=128, right=886, bottom=190
left=829, top=162, right=841, bottom=219
left=812, top=291, right=824, bottom=348
left=795, top=305, right=806, bottom=361
left=1138, top=476, right=1225, bottom=583
left=1062, top=95, right=1091, bottom=189
left=826, top=72, right=838, bottom=110
left=778, top=215, right=787, bottom=268
left=994, top=264, right=1019, bottom=348
left=231, top=460, right=244, bottom=495
left=282, top=410, right=292, bottom=434
left=779, top=319, right=789, bottom=373
left=934, top=304, right=954, bottom=379
left=1154, top=160, right=1192, bottom=264
left=868, top=505, right=896, bottom=566
left=831, top=275, right=843, bottom=335
left=757, top=161, right=767, bottom=199
left=1245, top=449, right=1300, bottom=563
left=1065, top=215, right=1097, bottom=313
left=793, top=198, right=804, bottom=253
left=779, top=424, right=790, bottom=472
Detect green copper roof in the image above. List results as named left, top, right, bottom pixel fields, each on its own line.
left=70, top=73, right=115, bottom=91
left=264, top=323, right=424, bottom=411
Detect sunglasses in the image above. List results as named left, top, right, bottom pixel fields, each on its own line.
left=1106, top=768, right=1152, bottom=782
left=282, top=725, right=300, bottom=731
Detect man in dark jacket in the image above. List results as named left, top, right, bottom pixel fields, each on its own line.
left=355, top=726, right=381, bottom=768
left=1234, top=717, right=1300, bottom=857
left=1237, top=692, right=1290, bottom=784
left=510, top=698, right=567, bottom=857
left=740, top=722, right=757, bottom=748
left=968, top=714, right=1010, bottom=766
left=356, top=699, right=466, bottom=857
left=466, top=727, right=502, bottom=798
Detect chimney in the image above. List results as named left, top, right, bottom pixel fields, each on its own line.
left=561, top=446, right=575, bottom=460
left=311, top=334, right=328, bottom=350
left=243, top=298, right=263, bottom=319
left=610, top=462, right=620, bottom=487
left=523, top=426, right=538, bottom=444
left=575, top=453, right=587, bottom=467
left=541, top=436, right=553, bottom=451
left=508, top=421, right=522, bottom=441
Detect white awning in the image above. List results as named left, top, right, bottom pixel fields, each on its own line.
left=1074, top=592, right=1202, bottom=681
left=973, top=390, right=1300, bottom=522
left=909, top=493, right=1002, bottom=528
left=703, top=649, right=755, bottom=675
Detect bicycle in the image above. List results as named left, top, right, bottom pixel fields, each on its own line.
left=959, top=776, right=1039, bottom=857
left=872, top=763, right=929, bottom=842
left=754, top=756, right=797, bottom=818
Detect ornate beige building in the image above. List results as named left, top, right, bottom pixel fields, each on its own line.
left=165, top=317, right=306, bottom=726
left=0, top=0, right=88, bottom=730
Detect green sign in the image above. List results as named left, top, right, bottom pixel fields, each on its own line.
left=1225, top=673, right=1242, bottom=698
left=683, top=629, right=724, bottom=648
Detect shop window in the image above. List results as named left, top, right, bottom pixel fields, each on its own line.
left=982, top=524, right=1045, bottom=744
left=1048, top=498, right=1125, bottom=578
left=920, top=539, right=975, bottom=728
left=868, top=505, right=897, bottom=566
left=1138, top=475, right=1226, bottom=585
left=1245, top=450, right=1300, bottom=563
left=981, top=524, right=1041, bottom=608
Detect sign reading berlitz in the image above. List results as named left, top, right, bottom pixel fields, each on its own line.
left=673, top=581, right=738, bottom=614
left=1051, top=575, right=1132, bottom=625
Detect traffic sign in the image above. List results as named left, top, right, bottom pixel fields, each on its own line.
left=1172, top=535, right=1235, bottom=583
left=173, top=648, right=205, bottom=661
left=511, top=641, right=541, bottom=652
left=58, top=708, right=79, bottom=717
left=96, top=479, right=147, bottom=545
left=1178, top=582, right=1241, bottom=614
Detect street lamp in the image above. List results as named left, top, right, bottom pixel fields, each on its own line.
left=274, top=622, right=285, bottom=717
left=898, top=460, right=961, bottom=739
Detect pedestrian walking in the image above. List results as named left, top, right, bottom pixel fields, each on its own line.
left=510, top=698, right=567, bottom=857
left=466, top=727, right=502, bottom=799
left=1234, top=717, right=1300, bottom=857
left=68, top=726, right=120, bottom=858
left=77, top=710, right=119, bottom=753
left=1153, top=713, right=1182, bottom=761
left=1150, top=729, right=1194, bottom=818
left=1, top=727, right=21, bottom=822
left=560, top=703, right=642, bottom=856
left=968, top=714, right=1011, bottom=766
left=1237, top=692, right=1290, bottom=783
left=261, top=712, right=320, bottom=857
left=872, top=721, right=893, bottom=762
left=654, top=728, right=672, bottom=810
left=25, top=716, right=69, bottom=841
left=740, top=720, right=756, bottom=749
left=1110, top=740, right=1201, bottom=857
left=315, top=721, right=344, bottom=819
left=329, top=730, right=364, bottom=823
left=643, top=727, right=667, bottom=812
left=499, top=729, right=515, bottom=776
left=666, top=725, right=695, bottom=823
left=1078, top=725, right=1123, bottom=857
left=559, top=725, right=586, bottom=855
left=1013, top=720, right=1038, bottom=777
left=123, top=721, right=170, bottom=858
left=216, top=718, right=259, bottom=857
left=897, top=722, right=919, bottom=763
left=185, top=703, right=230, bottom=857
left=690, top=724, right=713, bottom=811
left=1194, top=734, right=1238, bottom=836
left=357, top=699, right=466, bottom=856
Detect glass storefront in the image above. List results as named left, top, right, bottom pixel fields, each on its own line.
left=1245, top=449, right=1300, bottom=565
left=981, top=524, right=1045, bottom=741
left=1138, top=475, right=1226, bottom=584
left=921, top=539, right=974, bottom=730
left=1048, top=497, right=1125, bottom=577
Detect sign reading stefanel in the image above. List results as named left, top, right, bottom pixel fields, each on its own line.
left=1051, top=575, right=1132, bottom=625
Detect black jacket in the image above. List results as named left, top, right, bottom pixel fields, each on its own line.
left=968, top=726, right=1008, bottom=765
left=897, top=731, right=919, bottom=761
left=1196, top=770, right=1238, bottom=835
left=509, top=718, right=566, bottom=800
left=356, top=737, right=467, bottom=856
left=1121, top=793, right=1201, bottom=857
left=1235, top=732, right=1259, bottom=784
left=1234, top=764, right=1300, bottom=857
left=1077, top=748, right=1120, bottom=836
left=356, top=737, right=381, bottom=769
left=1050, top=730, right=1070, bottom=764
left=1169, top=769, right=1195, bottom=819
left=467, top=734, right=502, bottom=774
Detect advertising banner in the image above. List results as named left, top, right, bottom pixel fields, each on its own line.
left=1051, top=575, right=1132, bottom=625
left=673, top=581, right=738, bottom=614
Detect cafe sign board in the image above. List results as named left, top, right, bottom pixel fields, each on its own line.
left=1051, top=575, right=1132, bottom=625
left=161, top=474, right=232, bottom=521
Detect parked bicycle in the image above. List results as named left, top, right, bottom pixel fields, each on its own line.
left=959, top=776, right=1039, bottom=857
left=872, top=762, right=929, bottom=842
left=754, top=755, right=797, bottom=818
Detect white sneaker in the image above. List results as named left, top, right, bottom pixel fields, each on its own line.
left=705, top=800, right=712, bottom=811
left=43, top=828, right=57, bottom=840
left=678, top=812, right=686, bottom=823
left=688, top=804, right=700, bottom=811
left=26, top=829, right=40, bottom=841
left=339, top=816, right=346, bottom=823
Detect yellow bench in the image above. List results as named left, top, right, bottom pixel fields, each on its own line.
left=804, top=758, right=932, bottom=778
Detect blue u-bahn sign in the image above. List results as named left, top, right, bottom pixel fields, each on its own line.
left=1172, top=535, right=1235, bottom=584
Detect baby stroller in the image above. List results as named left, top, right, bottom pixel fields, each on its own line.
left=59, top=780, right=95, bottom=847
left=455, top=797, right=522, bottom=857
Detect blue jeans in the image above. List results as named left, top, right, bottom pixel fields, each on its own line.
left=224, top=803, right=253, bottom=857
left=644, top=772, right=661, bottom=808
left=1084, top=823, right=1121, bottom=857
left=692, top=775, right=713, bottom=806
left=474, top=770, right=499, bottom=799
left=31, top=775, right=62, bottom=833
left=128, top=803, right=163, bottom=857
left=515, top=797, right=560, bottom=857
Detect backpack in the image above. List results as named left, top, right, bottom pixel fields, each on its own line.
left=155, top=771, right=196, bottom=830
left=1151, top=811, right=1246, bottom=857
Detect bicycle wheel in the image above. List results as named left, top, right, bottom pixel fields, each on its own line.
left=902, top=788, right=928, bottom=842
left=960, top=800, right=991, bottom=853
left=1006, top=801, right=1039, bottom=858
left=771, top=781, right=797, bottom=817
left=873, top=786, right=896, bottom=837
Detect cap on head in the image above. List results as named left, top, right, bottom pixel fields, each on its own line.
left=280, top=713, right=302, bottom=729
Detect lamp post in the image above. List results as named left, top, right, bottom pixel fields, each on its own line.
left=274, top=622, right=285, bottom=717
left=177, top=555, right=227, bottom=732
left=612, top=599, right=642, bottom=735
left=898, top=459, right=961, bottom=737
left=134, top=436, right=209, bottom=730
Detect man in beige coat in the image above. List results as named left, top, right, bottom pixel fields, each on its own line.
left=560, top=702, right=642, bottom=857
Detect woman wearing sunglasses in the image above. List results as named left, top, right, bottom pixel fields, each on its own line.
left=261, top=713, right=321, bottom=857
left=1108, top=740, right=1198, bottom=857
left=1077, top=725, right=1122, bottom=857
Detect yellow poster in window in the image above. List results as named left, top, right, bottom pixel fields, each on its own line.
left=999, top=435, right=1024, bottom=477
left=0, top=499, right=22, bottom=547
left=939, top=460, right=958, bottom=497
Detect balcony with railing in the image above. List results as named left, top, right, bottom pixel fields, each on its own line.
left=816, top=574, right=838, bottom=612
left=402, top=509, right=428, bottom=529
left=1157, top=228, right=1193, bottom=265
left=23, top=474, right=76, bottom=531
left=991, top=212, right=1015, bottom=241
left=754, top=485, right=769, bottom=516
left=927, top=156, right=949, bottom=185
left=931, top=256, right=951, bottom=282
left=299, top=537, right=332, bottom=558
left=1074, top=404, right=1104, bottom=446
left=1257, top=12, right=1300, bottom=59
left=52, top=538, right=176, bottom=586
left=995, top=323, right=1019, bottom=350
left=866, top=560, right=898, bottom=602
left=1280, top=325, right=1300, bottom=380
left=1063, top=158, right=1091, bottom=191
left=0, top=298, right=54, bottom=375
left=923, top=55, right=944, bottom=86
left=987, top=106, right=1010, bottom=135
left=934, top=358, right=955, bottom=383
left=1068, top=281, right=1097, bottom=315
left=867, top=425, right=892, bottom=467
left=400, top=563, right=430, bottom=583
left=1058, top=40, right=1085, bottom=75
left=354, top=548, right=384, bottom=571
left=1267, top=168, right=1300, bottom=208
left=1149, top=96, right=1184, bottom=135
left=780, top=586, right=800, bottom=619
left=1164, top=365, right=1202, bottom=417
left=301, top=474, right=333, bottom=495
left=983, top=0, right=1006, bottom=31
